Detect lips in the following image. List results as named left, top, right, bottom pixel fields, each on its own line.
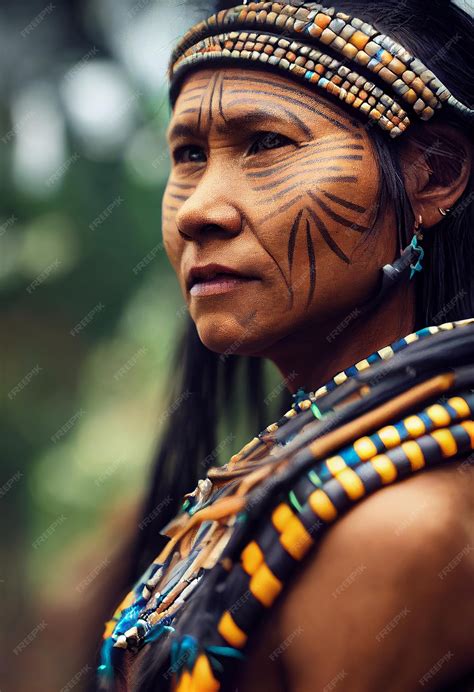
left=186, top=264, right=258, bottom=291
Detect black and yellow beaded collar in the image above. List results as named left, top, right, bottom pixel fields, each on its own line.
left=167, top=1, right=473, bottom=138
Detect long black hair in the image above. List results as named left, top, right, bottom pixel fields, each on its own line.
left=129, top=0, right=474, bottom=606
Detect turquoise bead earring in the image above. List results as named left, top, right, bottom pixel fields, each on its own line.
left=409, top=214, right=425, bottom=280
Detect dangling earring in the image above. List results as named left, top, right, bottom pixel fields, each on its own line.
left=409, top=214, right=425, bottom=280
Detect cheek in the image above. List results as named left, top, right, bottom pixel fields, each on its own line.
left=162, top=192, right=184, bottom=281
left=246, top=134, right=389, bottom=321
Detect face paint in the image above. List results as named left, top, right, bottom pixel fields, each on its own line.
left=163, top=67, right=396, bottom=357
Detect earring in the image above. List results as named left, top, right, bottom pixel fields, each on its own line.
left=409, top=214, right=425, bottom=280
left=438, top=207, right=451, bottom=217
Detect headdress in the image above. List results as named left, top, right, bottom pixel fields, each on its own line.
left=167, top=1, right=473, bottom=138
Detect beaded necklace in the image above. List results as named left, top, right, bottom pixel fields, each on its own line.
left=98, top=318, right=474, bottom=691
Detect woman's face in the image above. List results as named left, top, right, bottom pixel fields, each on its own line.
left=162, top=67, right=397, bottom=356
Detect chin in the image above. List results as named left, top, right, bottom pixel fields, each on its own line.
left=195, top=312, right=267, bottom=358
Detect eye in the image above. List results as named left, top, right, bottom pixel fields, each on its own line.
left=248, top=131, right=294, bottom=155
left=172, top=145, right=206, bottom=165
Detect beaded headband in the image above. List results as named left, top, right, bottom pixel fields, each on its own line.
left=168, top=1, right=474, bottom=138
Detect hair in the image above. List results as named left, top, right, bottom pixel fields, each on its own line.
left=106, top=1, right=474, bottom=687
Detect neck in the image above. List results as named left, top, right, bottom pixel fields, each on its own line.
left=266, top=283, right=416, bottom=395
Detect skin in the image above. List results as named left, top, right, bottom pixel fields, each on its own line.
left=163, top=66, right=469, bottom=391
left=157, top=66, right=474, bottom=691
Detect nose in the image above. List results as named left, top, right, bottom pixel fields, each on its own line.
left=174, top=173, right=243, bottom=242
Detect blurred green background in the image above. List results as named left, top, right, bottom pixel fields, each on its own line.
left=0, top=1, right=210, bottom=689
left=1, top=2, right=290, bottom=689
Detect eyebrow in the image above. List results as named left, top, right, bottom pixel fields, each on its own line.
left=167, top=108, right=312, bottom=142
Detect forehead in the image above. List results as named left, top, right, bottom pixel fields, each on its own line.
left=167, top=66, right=362, bottom=136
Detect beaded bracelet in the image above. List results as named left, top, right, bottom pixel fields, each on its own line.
left=168, top=1, right=474, bottom=138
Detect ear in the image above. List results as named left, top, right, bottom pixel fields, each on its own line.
left=399, top=123, right=472, bottom=228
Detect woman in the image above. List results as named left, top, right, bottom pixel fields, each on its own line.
left=97, top=1, right=474, bottom=690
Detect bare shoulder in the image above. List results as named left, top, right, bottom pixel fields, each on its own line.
left=276, top=462, right=474, bottom=692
